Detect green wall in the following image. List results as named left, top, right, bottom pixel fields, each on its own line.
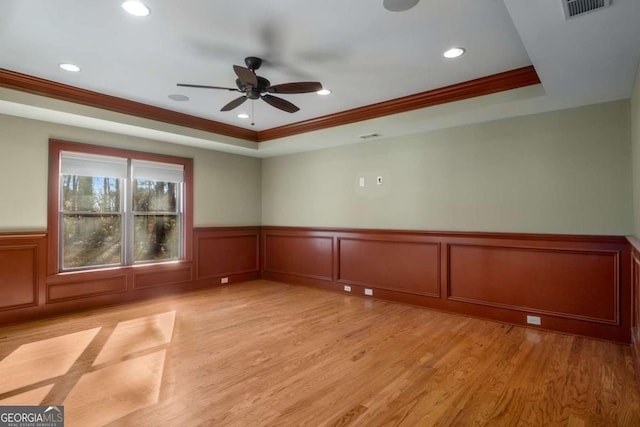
left=262, top=101, right=633, bottom=235
left=632, top=64, right=640, bottom=237
left=0, top=113, right=262, bottom=231
left=1, top=97, right=635, bottom=236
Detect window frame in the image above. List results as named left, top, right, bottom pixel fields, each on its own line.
left=48, top=139, right=193, bottom=276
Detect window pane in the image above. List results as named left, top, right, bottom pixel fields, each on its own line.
left=134, top=215, right=180, bottom=262
left=62, top=175, right=120, bottom=212
left=133, top=180, right=178, bottom=212
left=63, top=214, right=122, bottom=268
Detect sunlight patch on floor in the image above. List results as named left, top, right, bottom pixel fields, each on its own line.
left=64, top=349, right=166, bottom=426
left=0, top=384, right=55, bottom=405
left=93, top=311, right=176, bottom=366
left=0, top=328, right=100, bottom=395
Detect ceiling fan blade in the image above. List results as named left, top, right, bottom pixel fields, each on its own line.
left=233, top=65, right=258, bottom=87
left=262, top=94, right=300, bottom=113
left=267, top=82, right=323, bottom=94
left=221, top=96, right=248, bottom=111
left=177, top=83, right=239, bottom=91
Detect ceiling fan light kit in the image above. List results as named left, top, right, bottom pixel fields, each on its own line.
left=177, top=56, right=323, bottom=115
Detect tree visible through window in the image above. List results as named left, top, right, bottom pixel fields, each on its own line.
left=59, top=151, right=185, bottom=270
left=62, top=175, right=122, bottom=268
left=132, top=180, right=180, bottom=262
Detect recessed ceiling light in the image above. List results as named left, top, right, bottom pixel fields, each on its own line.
left=121, top=1, right=150, bottom=17
left=168, top=94, right=189, bottom=102
left=59, top=63, right=80, bottom=72
left=443, top=47, right=465, bottom=59
left=237, top=113, right=250, bottom=119
left=317, top=89, right=331, bottom=96
left=383, top=0, right=420, bottom=12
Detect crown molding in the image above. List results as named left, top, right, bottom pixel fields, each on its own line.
left=0, top=68, right=258, bottom=141
left=0, top=66, right=540, bottom=144
left=257, top=66, right=540, bottom=141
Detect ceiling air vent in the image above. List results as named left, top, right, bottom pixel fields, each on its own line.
left=562, top=0, right=612, bottom=19
left=359, top=133, right=381, bottom=140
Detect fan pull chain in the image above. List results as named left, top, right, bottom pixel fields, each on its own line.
left=251, top=100, right=255, bottom=126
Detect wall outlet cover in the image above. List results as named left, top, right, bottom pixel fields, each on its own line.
left=526, top=315, right=541, bottom=325
left=344, top=285, right=352, bottom=292
left=364, top=288, right=373, bottom=296
left=221, top=277, right=229, bottom=284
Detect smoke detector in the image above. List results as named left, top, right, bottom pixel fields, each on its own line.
left=562, top=0, right=612, bottom=19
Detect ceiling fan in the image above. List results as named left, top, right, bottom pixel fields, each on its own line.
left=177, top=56, right=323, bottom=113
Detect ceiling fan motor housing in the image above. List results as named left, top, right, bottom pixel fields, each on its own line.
left=237, top=76, right=271, bottom=99
left=245, top=56, right=263, bottom=71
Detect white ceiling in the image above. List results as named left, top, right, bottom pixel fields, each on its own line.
left=0, top=0, right=639, bottom=157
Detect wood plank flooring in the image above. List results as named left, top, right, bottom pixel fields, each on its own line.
left=0, top=280, right=639, bottom=426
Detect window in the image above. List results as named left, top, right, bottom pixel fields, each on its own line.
left=49, top=140, right=192, bottom=273
left=60, top=152, right=126, bottom=269
left=131, top=160, right=183, bottom=263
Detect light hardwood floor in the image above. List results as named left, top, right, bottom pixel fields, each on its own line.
left=0, top=280, right=639, bottom=426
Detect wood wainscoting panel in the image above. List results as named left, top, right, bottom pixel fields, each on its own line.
left=0, top=227, right=633, bottom=346
left=2, top=228, right=258, bottom=326
left=448, top=244, right=619, bottom=324
left=634, top=253, right=640, bottom=338
left=48, top=274, right=128, bottom=302
left=0, top=233, right=46, bottom=311
left=628, top=236, right=640, bottom=390
left=133, top=263, right=193, bottom=290
left=195, top=228, right=259, bottom=280
left=634, top=250, right=640, bottom=338
left=263, top=233, right=333, bottom=281
left=0, top=246, right=38, bottom=310
left=338, top=238, right=440, bottom=297
left=262, top=227, right=631, bottom=343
